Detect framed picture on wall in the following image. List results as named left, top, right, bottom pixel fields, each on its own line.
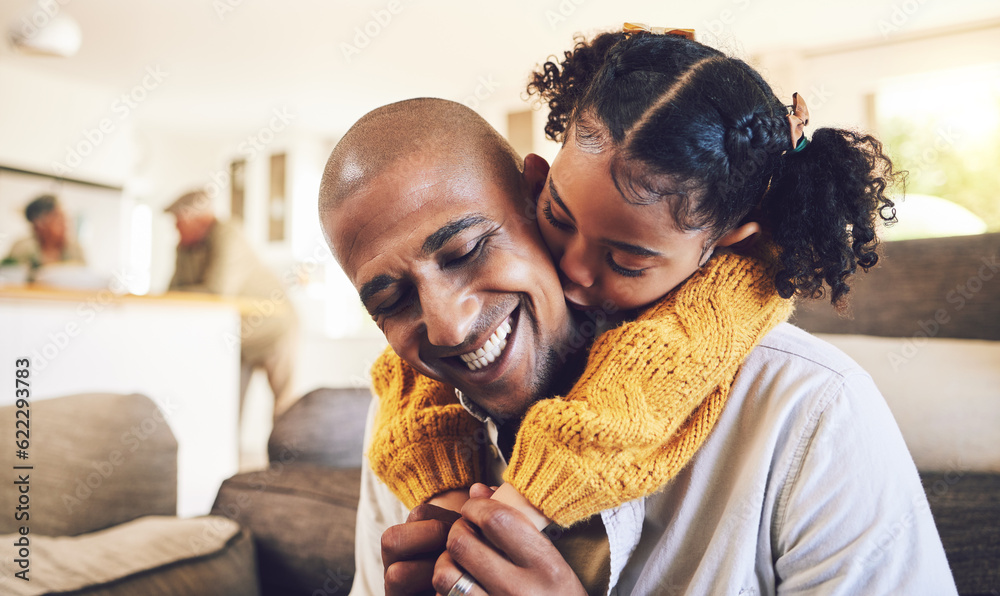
left=229, top=159, right=246, bottom=221
left=268, top=153, right=286, bottom=242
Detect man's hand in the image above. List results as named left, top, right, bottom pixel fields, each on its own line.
left=383, top=503, right=462, bottom=596
left=432, top=484, right=587, bottom=596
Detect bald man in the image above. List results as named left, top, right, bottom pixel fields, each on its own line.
left=320, top=99, right=578, bottom=426
left=321, top=98, right=601, bottom=595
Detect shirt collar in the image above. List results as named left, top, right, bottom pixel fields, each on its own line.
left=455, top=388, right=492, bottom=423
left=457, top=390, right=643, bottom=596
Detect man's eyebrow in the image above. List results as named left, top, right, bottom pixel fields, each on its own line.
left=604, top=239, right=662, bottom=258
left=421, top=215, right=489, bottom=255
left=548, top=177, right=576, bottom=222
left=359, top=274, right=399, bottom=306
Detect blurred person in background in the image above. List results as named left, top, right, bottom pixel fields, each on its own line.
left=6, top=194, right=86, bottom=280
left=166, top=189, right=300, bottom=420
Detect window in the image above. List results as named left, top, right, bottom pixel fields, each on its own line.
left=877, top=63, right=1000, bottom=239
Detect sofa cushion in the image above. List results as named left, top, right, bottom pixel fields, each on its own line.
left=792, top=232, right=1000, bottom=342
left=212, top=464, right=360, bottom=596
left=0, top=515, right=258, bottom=596
left=0, top=393, right=177, bottom=537
left=921, top=472, right=1000, bottom=596
left=815, top=334, right=1000, bottom=473
left=268, top=387, right=371, bottom=468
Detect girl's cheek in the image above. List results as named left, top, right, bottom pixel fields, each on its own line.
left=601, top=280, right=654, bottom=312
left=537, top=223, right=565, bottom=263
left=603, top=282, right=634, bottom=311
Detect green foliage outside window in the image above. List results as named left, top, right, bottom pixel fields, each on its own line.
left=881, top=106, right=1000, bottom=233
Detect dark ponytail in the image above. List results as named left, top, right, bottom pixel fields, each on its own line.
left=764, top=129, right=898, bottom=304
left=527, top=30, right=902, bottom=307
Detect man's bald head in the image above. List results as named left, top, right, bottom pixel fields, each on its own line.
left=319, top=98, right=523, bottom=217
left=316, top=98, right=572, bottom=420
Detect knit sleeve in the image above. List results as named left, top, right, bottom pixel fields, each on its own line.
left=367, top=346, right=485, bottom=509
left=503, top=254, right=794, bottom=527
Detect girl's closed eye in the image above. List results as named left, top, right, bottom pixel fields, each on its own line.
left=542, top=199, right=573, bottom=232
left=605, top=252, right=646, bottom=278
left=535, top=142, right=723, bottom=312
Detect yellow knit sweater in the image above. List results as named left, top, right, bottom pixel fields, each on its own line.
left=368, top=253, right=794, bottom=526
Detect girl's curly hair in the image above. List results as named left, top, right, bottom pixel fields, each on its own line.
left=527, top=31, right=902, bottom=307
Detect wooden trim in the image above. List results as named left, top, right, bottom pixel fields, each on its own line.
left=803, top=18, right=1000, bottom=58
left=0, top=164, right=123, bottom=192
left=0, top=286, right=256, bottom=315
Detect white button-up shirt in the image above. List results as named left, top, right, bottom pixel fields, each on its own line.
left=350, top=324, right=957, bottom=595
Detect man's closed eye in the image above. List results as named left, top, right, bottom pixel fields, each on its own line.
left=445, top=235, right=491, bottom=269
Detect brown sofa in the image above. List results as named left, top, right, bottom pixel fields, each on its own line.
left=0, top=393, right=259, bottom=596
left=212, top=387, right=371, bottom=596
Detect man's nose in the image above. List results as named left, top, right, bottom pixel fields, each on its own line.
left=559, top=237, right=596, bottom=289
left=421, top=286, right=478, bottom=348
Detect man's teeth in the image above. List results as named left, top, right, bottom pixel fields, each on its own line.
left=459, top=316, right=513, bottom=371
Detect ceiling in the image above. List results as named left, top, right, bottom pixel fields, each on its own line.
left=3, top=0, right=1000, bottom=136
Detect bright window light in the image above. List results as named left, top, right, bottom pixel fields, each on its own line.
left=876, top=63, right=1000, bottom=237
left=877, top=64, right=1000, bottom=147
left=128, top=204, right=152, bottom=295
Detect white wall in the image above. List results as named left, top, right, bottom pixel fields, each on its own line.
left=754, top=22, right=1000, bottom=132
left=0, top=62, right=137, bottom=185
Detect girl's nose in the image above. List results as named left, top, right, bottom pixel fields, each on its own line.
left=559, top=238, right=596, bottom=289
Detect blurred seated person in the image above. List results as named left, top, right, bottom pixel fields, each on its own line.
left=6, top=195, right=85, bottom=281
left=165, top=189, right=300, bottom=419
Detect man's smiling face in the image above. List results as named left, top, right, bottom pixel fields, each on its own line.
left=325, top=154, right=574, bottom=420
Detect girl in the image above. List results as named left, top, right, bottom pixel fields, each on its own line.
left=367, top=25, right=899, bottom=533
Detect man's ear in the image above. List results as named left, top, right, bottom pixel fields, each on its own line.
left=715, top=221, right=761, bottom=249
left=523, top=153, right=550, bottom=203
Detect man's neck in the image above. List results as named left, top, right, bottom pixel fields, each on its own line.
left=494, top=335, right=591, bottom=461
left=460, top=310, right=598, bottom=460
left=496, top=415, right=521, bottom=462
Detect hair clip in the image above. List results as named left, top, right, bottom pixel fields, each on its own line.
left=622, top=23, right=695, bottom=40
left=787, top=92, right=810, bottom=153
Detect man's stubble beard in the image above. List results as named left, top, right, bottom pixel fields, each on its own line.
left=474, top=342, right=576, bottom=427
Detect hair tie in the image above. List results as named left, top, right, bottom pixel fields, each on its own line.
left=622, top=23, right=695, bottom=40
left=787, top=92, right=810, bottom=153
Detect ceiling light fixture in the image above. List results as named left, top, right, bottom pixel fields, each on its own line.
left=8, top=4, right=82, bottom=57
